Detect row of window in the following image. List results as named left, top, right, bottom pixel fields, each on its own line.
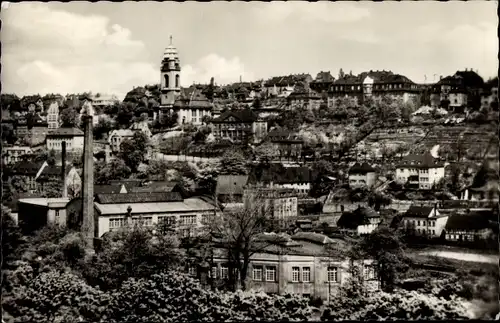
left=406, top=219, right=436, bottom=227
left=332, top=83, right=415, bottom=92
left=446, top=234, right=475, bottom=241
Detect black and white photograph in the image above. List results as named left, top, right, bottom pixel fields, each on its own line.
left=1, top=1, right=498, bottom=322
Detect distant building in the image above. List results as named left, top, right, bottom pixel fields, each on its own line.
left=310, top=71, right=335, bottom=93
left=243, top=187, right=299, bottom=223
left=430, top=69, right=485, bottom=111
left=46, top=102, right=60, bottom=129
left=337, top=206, right=381, bottom=235
left=287, top=87, right=322, bottom=110
left=215, top=175, right=249, bottom=204
left=267, top=129, right=304, bottom=161
left=328, top=70, right=420, bottom=107
left=480, top=77, right=498, bottom=110
left=172, top=87, right=213, bottom=125
left=108, top=129, right=135, bottom=152
left=46, top=127, right=84, bottom=152
left=395, top=152, right=445, bottom=190
left=34, top=162, right=81, bottom=197
left=94, top=184, right=128, bottom=195
left=210, top=109, right=267, bottom=144
left=2, top=146, right=32, bottom=165
left=30, top=114, right=49, bottom=146
left=91, top=94, right=119, bottom=108
left=3, top=160, right=44, bottom=193
left=130, top=120, right=152, bottom=138
left=248, top=165, right=315, bottom=196
left=444, top=212, right=495, bottom=242
left=263, top=74, right=313, bottom=98
left=348, top=162, right=377, bottom=188
left=401, top=205, right=447, bottom=238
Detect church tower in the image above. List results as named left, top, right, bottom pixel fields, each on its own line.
left=160, top=36, right=181, bottom=108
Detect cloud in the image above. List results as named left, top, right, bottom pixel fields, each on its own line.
left=1, top=3, right=157, bottom=99
left=182, top=54, right=254, bottom=86
left=255, top=2, right=370, bottom=23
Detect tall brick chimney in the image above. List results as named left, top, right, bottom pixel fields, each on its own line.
left=61, top=141, right=67, bottom=198
left=80, top=100, right=95, bottom=247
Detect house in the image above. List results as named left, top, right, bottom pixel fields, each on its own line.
left=46, top=127, right=84, bottom=152
left=401, top=205, right=447, bottom=238
left=14, top=117, right=29, bottom=138
left=17, top=197, right=71, bottom=234
left=287, top=87, right=322, bottom=110
left=329, top=70, right=420, bottom=107
left=130, top=120, right=152, bottom=138
left=444, top=211, right=495, bottom=242
left=87, top=192, right=221, bottom=238
left=172, top=87, right=214, bottom=125
left=3, top=160, right=44, bottom=193
left=460, top=162, right=499, bottom=201
left=336, top=206, right=381, bottom=235
left=248, top=164, right=315, bottom=196
left=206, top=232, right=378, bottom=301
left=243, top=187, right=298, bottom=223
left=108, top=129, right=135, bottom=153
left=267, top=129, right=304, bottom=161
left=310, top=71, right=335, bottom=93
left=2, top=146, right=33, bottom=165
left=348, top=162, right=377, bottom=188
left=480, top=77, right=498, bottom=110
left=210, top=109, right=267, bottom=144
left=46, top=102, right=60, bottom=129
left=263, top=74, right=313, bottom=98
left=91, top=94, right=119, bottom=108
left=395, top=152, right=445, bottom=190
left=35, top=162, right=82, bottom=197
left=430, top=69, right=484, bottom=111
left=215, top=175, right=249, bottom=204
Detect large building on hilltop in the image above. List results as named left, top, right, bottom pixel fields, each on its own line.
left=430, top=69, right=485, bottom=111
left=155, top=37, right=213, bottom=125
left=328, top=70, right=420, bottom=107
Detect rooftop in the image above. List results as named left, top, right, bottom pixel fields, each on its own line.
left=94, top=192, right=183, bottom=204
left=445, top=213, right=491, bottom=231
left=404, top=205, right=436, bottom=219
left=95, top=197, right=217, bottom=215
left=212, top=109, right=259, bottom=123
left=216, top=175, right=249, bottom=195
left=349, top=162, right=376, bottom=174
left=47, top=127, right=84, bottom=137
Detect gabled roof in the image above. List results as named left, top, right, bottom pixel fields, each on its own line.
left=109, top=129, right=135, bottom=138
left=109, top=179, right=143, bottom=191
left=404, top=205, right=435, bottom=218
left=349, top=162, right=376, bottom=174
left=212, top=109, right=258, bottom=123
left=313, top=71, right=335, bottom=83
left=94, top=192, right=183, bottom=204
left=36, top=165, right=75, bottom=181
left=248, top=164, right=314, bottom=185
left=337, top=206, right=379, bottom=229
left=47, top=127, right=84, bottom=137
left=265, top=74, right=312, bottom=87
left=445, top=213, right=491, bottom=231
left=174, top=87, right=213, bottom=109
left=216, top=175, right=249, bottom=195
left=130, top=181, right=180, bottom=193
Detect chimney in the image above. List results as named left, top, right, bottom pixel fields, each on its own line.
left=81, top=101, right=95, bottom=248
left=240, top=75, right=242, bottom=83
left=61, top=141, right=67, bottom=198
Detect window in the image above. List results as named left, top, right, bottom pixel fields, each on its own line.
left=55, top=210, right=60, bottom=218
left=221, top=266, right=229, bottom=280
left=292, top=267, right=300, bottom=282
left=175, top=74, right=180, bottom=88
left=159, top=216, right=176, bottom=225
left=266, top=266, right=276, bottom=282
left=327, top=267, right=338, bottom=282
left=302, top=267, right=311, bottom=282
left=180, top=215, right=197, bottom=226
left=209, top=266, right=217, bottom=279
left=364, top=265, right=376, bottom=280
left=417, top=220, right=420, bottom=226
left=109, top=218, right=125, bottom=229
left=164, top=74, right=169, bottom=87
left=253, top=266, right=263, bottom=281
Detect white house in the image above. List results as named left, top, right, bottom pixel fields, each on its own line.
left=91, top=94, right=119, bottom=108
left=46, top=102, right=60, bottom=129
left=2, top=146, right=33, bottom=164
left=108, top=129, right=135, bottom=153
left=395, top=152, right=445, bottom=190
left=348, top=162, right=377, bottom=188
left=46, top=127, right=84, bottom=152
left=401, top=205, right=448, bottom=238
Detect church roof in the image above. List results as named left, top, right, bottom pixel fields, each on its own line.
left=174, top=87, right=213, bottom=109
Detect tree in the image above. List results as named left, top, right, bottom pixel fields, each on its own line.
left=95, top=159, right=132, bottom=184
left=40, top=180, right=63, bottom=198
left=207, top=202, right=275, bottom=291
left=120, top=131, right=149, bottom=172
left=1, top=206, right=24, bottom=268
left=116, top=102, right=136, bottom=127
left=367, top=191, right=392, bottom=211
left=219, top=149, right=249, bottom=175
left=59, top=107, right=79, bottom=128
left=355, top=227, right=410, bottom=292
left=253, top=142, right=278, bottom=164
left=10, top=175, right=29, bottom=193
left=93, top=117, right=114, bottom=140
left=146, top=159, right=170, bottom=181
left=160, top=111, right=178, bottom=128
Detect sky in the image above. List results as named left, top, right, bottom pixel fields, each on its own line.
left=1, top=1, right=498, bottom=100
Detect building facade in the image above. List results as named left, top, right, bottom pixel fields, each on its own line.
left=211, top=109, right=267, bottom=143
left=243, top=187, right=299, bottom=221
left=348, top=163, right=377, bottom=188
left=108, top=129, right=135, bottom=152
left=395, top=153, right=445, bottom=190
left=2, top=146, right=33, bottom=165
left=46, top=127, right=84, bottom=152
left=401, top=205, right=448, bottom=238
left=158, top=36, right=182, bottom=120
left=267, top=129, right=304, bottom=161
left=46, top=102, right=60, bottom=129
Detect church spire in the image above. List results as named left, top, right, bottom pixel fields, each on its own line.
left=169, top=35, right=173, bottom=45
